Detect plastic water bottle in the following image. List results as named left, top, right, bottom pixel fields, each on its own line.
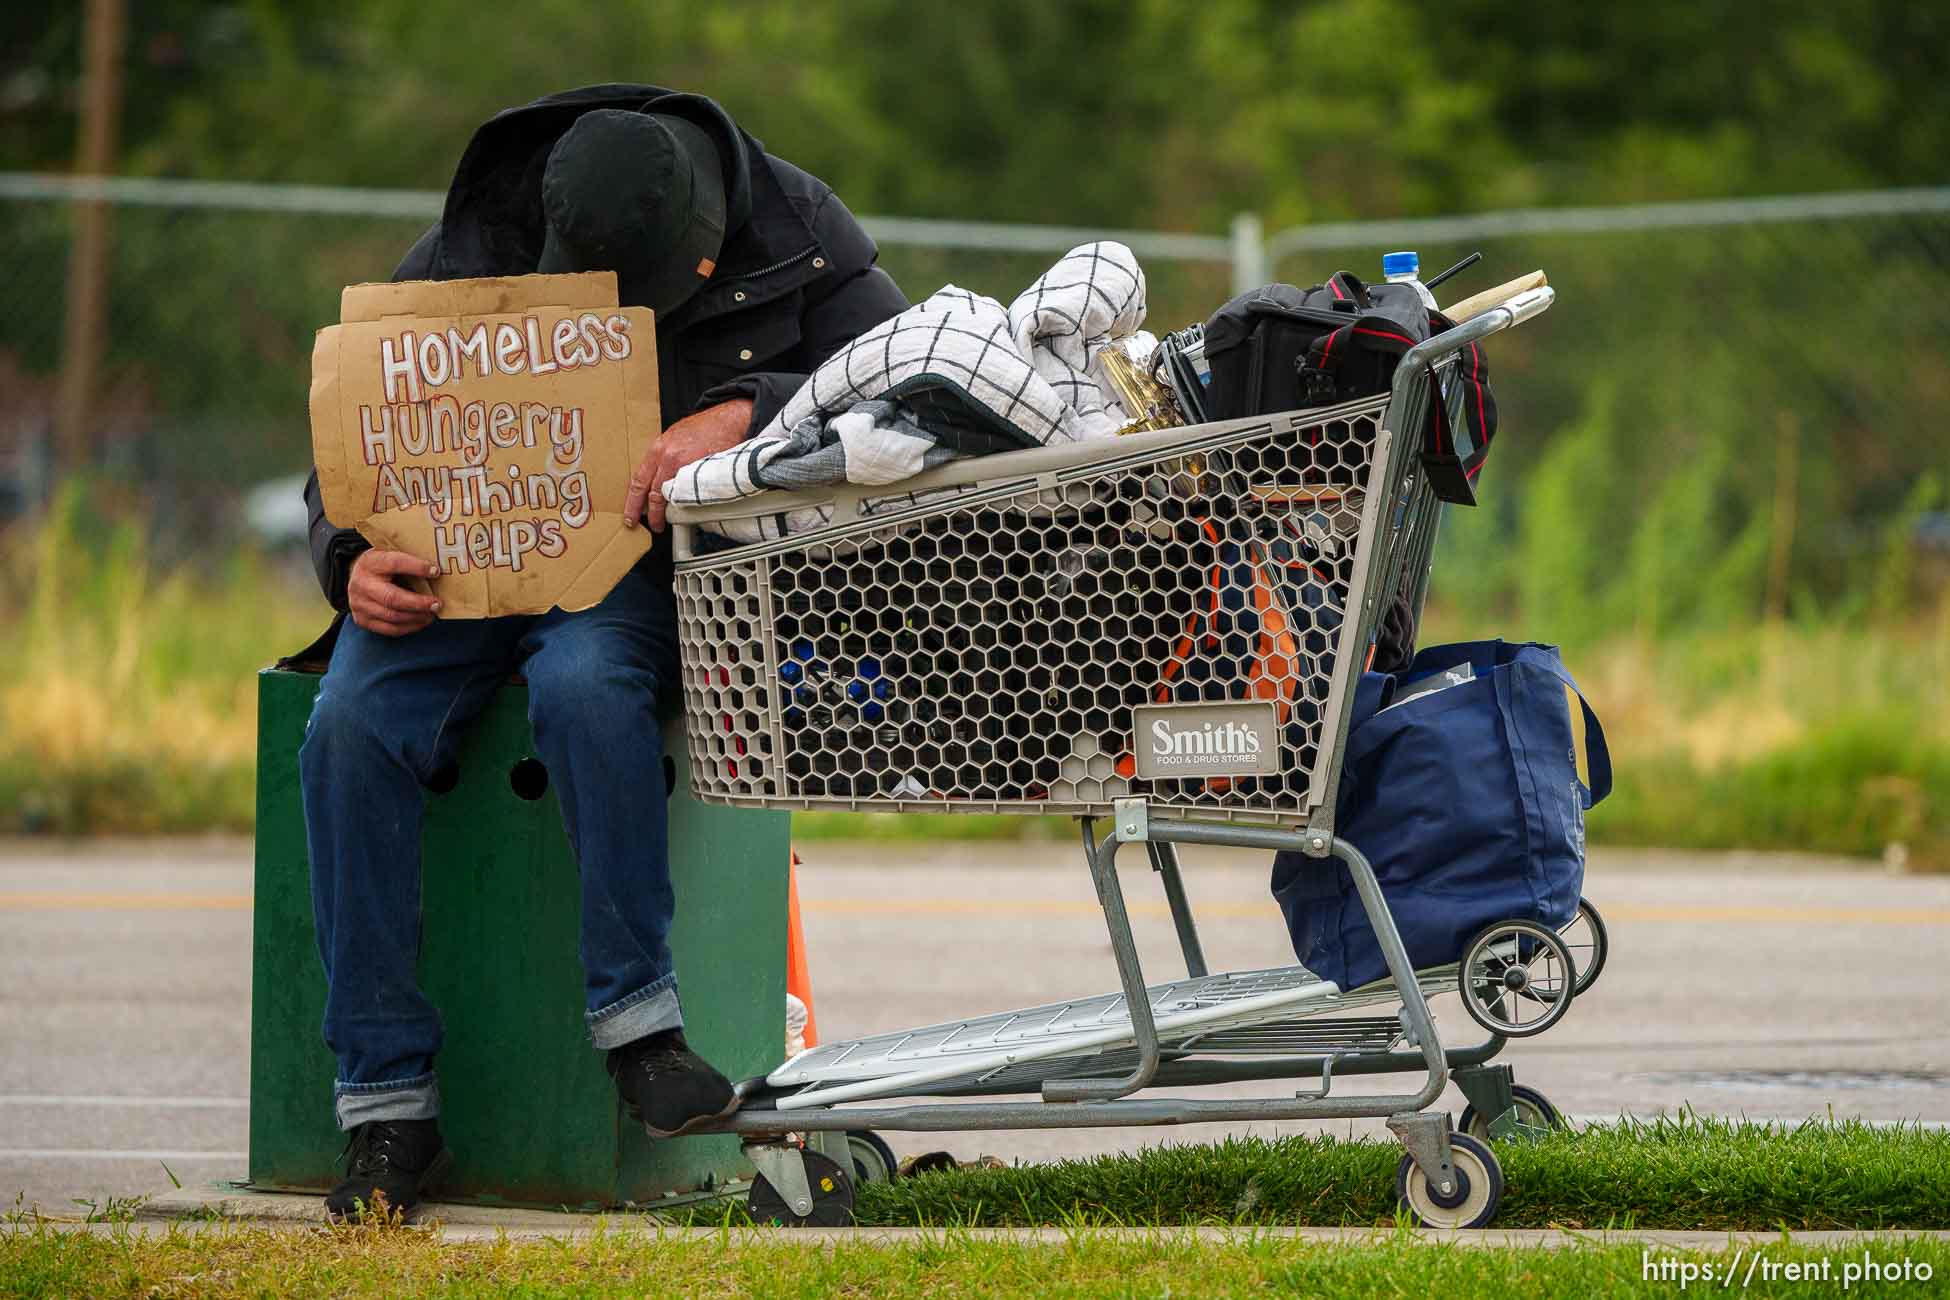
left=1383, top=250, right=1449, bottom=400
left=1382, top=251, right=1438, bottom=312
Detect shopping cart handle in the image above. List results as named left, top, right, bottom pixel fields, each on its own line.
left=1501, top=285, right=1553, bottom=324
left=1393, top=285, right=1555, bottom=382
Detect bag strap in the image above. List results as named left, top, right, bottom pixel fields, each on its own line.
left=1529, top=653, right=1613, bottom=806
left=1409, top=641, right=1614, bottom=807
left=1324, top=271, right=1370, bottom=307
left=1300, top=326, right=1351, bottom=402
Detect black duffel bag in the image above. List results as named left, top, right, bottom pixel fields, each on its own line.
left=1200, top=272, right=1497, bottom=508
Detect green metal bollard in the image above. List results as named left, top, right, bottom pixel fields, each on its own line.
left=247, top=667, right=789, bottom=1210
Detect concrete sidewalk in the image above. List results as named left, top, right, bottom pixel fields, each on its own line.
left=20, top=1183, right=1930, bottom=1250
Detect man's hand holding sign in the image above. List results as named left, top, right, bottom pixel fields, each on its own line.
left=346, top=549, right=442, bottom=636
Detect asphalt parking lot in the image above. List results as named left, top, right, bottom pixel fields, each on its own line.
left=4, top=837, right=1947, bottom=1213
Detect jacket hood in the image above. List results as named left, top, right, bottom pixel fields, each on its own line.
left=427, top=84, right=760, bottom=284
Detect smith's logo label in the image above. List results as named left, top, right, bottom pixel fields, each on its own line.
left=1131, top=702, right=1283, bottom=779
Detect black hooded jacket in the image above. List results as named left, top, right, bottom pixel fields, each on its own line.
left=303, top=84, right=908, bottom=615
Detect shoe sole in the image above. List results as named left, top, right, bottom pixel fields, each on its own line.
left=637, top=1093, right=743, bottom=1140
left=324, top=1148, right=454, bottom=1224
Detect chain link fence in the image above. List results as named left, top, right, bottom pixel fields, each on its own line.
left=3, top=176, right=1948, bottom=618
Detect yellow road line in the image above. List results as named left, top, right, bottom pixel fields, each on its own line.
left=3, top=894, right=1944, bottom=927
left=0, top=893, right=252, bottom=911
left=803, top=898, right=1183, bottom=918
left=1601, top=902, right=1950, bottom=926
left=802, top=898, right=1950, bottom=926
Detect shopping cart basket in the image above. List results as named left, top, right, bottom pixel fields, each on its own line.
left=667, top=285, right=1602, bottom=1228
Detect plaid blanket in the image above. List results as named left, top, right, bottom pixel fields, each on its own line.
left=665, top=242, right=1146, bottom=540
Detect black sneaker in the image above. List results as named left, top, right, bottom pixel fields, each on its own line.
left=607, top=1028, right=740, bottom=1138
left=324, top=1118, right=451, bottom=1223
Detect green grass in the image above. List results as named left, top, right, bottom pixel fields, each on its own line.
left=2, top=1224, right=1946, bottom=1299
left=3, top=487, right=1946, bottom=865
left=7, top=1119, right=1947, bottom=1296
left=0, top=485, right=317, bottom=835
left=827, top=1117, right=1950, bottom=1232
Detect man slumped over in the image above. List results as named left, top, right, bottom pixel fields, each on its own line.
left=298, top=85, right=905, bottom=1221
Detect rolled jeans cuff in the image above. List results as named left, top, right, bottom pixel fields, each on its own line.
left=587, top=972, right=683, bottom=1050
left=334, top=1072, right=440, bottom=1130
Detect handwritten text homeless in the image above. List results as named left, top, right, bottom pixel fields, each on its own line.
left=357, top=310, right=638, bottom=576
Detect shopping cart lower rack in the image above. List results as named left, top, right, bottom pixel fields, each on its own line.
left=668, top=286, right=1598, bottom=1229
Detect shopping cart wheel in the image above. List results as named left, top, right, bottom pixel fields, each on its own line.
left=1456, top=1083, right=1567, bottom=1142
left=747, top=1149, right=855, bottom=1228
left=1460, top=919, right=1577, bottom=1038
left=1559, top=897, right=1609, bottom=995
left=845, top=1129, right=900, bottom=1184
left=1513, top=898, right=1607, bottom=1004
left=1396, top=1132, right=1503, bottom=1229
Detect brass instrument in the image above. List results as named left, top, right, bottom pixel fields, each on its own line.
left=1098, top=335, right=1185, bottom=435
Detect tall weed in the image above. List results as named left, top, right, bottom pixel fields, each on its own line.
left=0, top=484, right=319, bottom=832
left=1, top=484, right=1944, bottom=864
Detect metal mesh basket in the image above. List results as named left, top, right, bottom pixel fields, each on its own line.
left=672, top=389, right=1439, bottom=826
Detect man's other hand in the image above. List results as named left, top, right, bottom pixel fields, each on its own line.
left=348, top=549, right=442, bottom=636
left=624, top=398, right=754, bottom=533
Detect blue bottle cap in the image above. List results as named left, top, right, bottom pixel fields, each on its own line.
left=1382, top=251, right=1419, bottom=278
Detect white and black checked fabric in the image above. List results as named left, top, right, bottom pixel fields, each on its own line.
left=666, top=242, right=1146, bottom=540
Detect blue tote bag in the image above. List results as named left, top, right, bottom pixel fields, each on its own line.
left=1271, top=641, right=1611, bottom=991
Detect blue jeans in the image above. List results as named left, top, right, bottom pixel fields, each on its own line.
left=298, top=554, right=683, bottom=1129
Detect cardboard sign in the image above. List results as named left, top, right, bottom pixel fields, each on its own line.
left=309, top=272, right=659, bottom=618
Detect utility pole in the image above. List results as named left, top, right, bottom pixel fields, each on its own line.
left=54, top=0, right=128, bottom=476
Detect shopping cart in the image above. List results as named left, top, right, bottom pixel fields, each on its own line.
left=667, top=285, right=1601, bottom=1228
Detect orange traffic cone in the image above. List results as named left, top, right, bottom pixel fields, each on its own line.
left=786, top=850, right=818, bottom=1049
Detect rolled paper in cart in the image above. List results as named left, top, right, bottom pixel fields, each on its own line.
left=1441, top=270, right=1547, bottom=324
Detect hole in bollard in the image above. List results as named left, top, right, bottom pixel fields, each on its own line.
left=663, top=755, right=678, bottom=797
left=424, top=762, right=460, bottom=796
left=510, top=757, right=550, bottom=801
